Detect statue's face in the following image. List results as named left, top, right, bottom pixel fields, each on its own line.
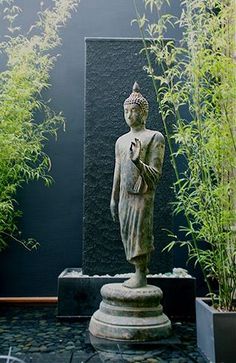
left=124, top=103, right=144, bottom=128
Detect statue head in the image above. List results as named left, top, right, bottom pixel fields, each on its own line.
left=123, top=82, right=149, bottom=127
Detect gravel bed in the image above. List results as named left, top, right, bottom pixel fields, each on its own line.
left=0, top=305, right=206, bottom=362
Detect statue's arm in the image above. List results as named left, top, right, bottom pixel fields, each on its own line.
left=133, top=133, right=165, bottom=189
left=110, top=140, right=121, bottom=222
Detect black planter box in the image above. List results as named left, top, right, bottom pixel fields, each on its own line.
left=57, top=268, right=196, bottom=320
left=196, top=298, right=236, bottom=363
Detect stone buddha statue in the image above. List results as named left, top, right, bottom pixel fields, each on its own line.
left=110, top=82, right=165, bottom=289
left=89, top=83, right=171, bottom=342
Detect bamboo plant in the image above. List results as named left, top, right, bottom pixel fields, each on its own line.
left=134, top=0, right=236, bottom=311
left=0, top=0, right=79, bottom=251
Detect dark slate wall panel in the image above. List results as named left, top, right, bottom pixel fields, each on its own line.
left=83, top=39, right=174, bottom=275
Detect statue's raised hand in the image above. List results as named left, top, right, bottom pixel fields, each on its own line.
left=130, top=138, right=141, bottom=163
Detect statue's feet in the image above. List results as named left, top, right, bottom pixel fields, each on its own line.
left=123, top=272, right=147, bottom=289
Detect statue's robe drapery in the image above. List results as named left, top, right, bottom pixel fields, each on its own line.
left=115, top=130, right=165, bottom=262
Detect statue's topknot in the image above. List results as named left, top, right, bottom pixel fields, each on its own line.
left=124, top=82, right=149, bottom=115
left=132, top=81, right=140, bottom=92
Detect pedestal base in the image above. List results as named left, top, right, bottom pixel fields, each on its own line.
left=89, top=283, right=171, bottom=341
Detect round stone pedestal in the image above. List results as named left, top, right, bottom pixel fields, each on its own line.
left=89, top=283, right=171, bottom=341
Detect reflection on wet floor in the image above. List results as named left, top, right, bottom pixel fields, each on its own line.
left=0, top=305, right=205, bottom=362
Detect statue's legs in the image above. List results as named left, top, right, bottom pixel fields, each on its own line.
left=123, top=254, right=148, bottom=288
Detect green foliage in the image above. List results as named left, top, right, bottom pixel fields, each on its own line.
left=134, top=0, right=236, bottom=310
left=0, top=0, right=79, bottom=251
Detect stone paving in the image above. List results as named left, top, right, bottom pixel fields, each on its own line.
left=0, top=304, right=206, bottom=362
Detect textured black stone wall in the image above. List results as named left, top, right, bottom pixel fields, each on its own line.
left=83, top=39, right=174, bottom=275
